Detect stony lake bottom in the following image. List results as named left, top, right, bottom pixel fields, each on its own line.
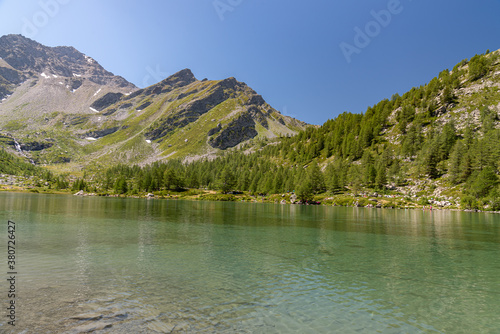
left=0, top=192, right=499, bottom=333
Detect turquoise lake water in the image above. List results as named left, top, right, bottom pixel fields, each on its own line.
left=1, top=192, right=499, bottom=333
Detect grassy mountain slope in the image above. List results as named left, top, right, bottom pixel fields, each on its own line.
left=0, top=35, right=308, bottom=169
left=81, top=70, right=307, bottom=165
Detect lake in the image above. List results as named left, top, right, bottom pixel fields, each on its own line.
left=1, top=192, right=499, bottom=333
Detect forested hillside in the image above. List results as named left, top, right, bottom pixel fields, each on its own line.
left=86, top=50, right=500, bottom=210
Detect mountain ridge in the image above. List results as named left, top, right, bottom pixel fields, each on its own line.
left=0, top=34, right=308, bottom=168
left=0, top=34, right=135, bottom=90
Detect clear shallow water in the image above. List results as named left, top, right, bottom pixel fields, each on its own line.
left=0, top=193, right=499, bottom=333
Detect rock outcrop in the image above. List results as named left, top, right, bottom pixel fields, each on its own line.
left=84, top=127, right=120, bottom=139
left=19, top=141, right=53, bottom=151
left=90, top=92, right=124, bottom=111
left=209, top=113, right=258, bottom=149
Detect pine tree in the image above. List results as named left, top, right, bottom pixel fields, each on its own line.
left=468, top=54, right=490, bottom=81
left=307, top=161, right=325, bottom=194
left=219, top=166, right=236, bottom=193
left=469, top=167, right=498, bottom=198
left=422, top=143, right=439, bottom=179
left=459, top=152, right=473, bottom=182
left=375, top=165, right=387, bottom=190
left=440, top=86, right=454, bottom=105
left=297, top=179, right=313, bottom=202
left=437, top=122, right=457, bottom=160
left=115, top=177, right=128, bottom=194
left=448, top=141, right=465, bottom=184
left=361, top=151, right=376, bottom=186
left=163, top=169, right=177, bottom=190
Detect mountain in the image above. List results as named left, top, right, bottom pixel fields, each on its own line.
left=3, top=34, right=499, bottom=210
left=95, top=48, right=500, bottom=210
left=182, top=48, right=499, bottom=207
left=0, top=35, right=308, bottom=167
left=0, top=34, right=134, bottom=88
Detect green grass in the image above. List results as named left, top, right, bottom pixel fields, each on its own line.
left=0, top=149, right=40, bottom=175
left=157, top=96, right=243, bottom=157
left=3, top=120, right=25, bottom=131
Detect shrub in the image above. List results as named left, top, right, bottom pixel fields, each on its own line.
left=461, top=196, right=478, bottom=210
left=418, top=197, right=429, bottom=205
left=198, top=194, right=236, bottom=201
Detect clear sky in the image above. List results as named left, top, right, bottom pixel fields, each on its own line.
left=0, top=0, right=499, bottom=125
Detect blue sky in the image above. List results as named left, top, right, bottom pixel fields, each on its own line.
left=0, top=0, right=499, bottom=125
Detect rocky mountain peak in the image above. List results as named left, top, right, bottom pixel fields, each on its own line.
left=129, top=68, right=198, bottom=98
left=157, top=68, right=197, bottom=91
left=217, top=77, right=242, bottom=90
left=0, top=34, right=135, bottom=89
left=163, top=68, right=197, bottom=85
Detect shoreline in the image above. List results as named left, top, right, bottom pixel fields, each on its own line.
left=2, top=186, right=499, bottom=215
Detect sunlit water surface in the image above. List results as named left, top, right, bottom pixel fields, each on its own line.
left=1, top=193, right=499, bottom=333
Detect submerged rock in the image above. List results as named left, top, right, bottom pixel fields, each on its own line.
left=71, top=321, right=112, bottom=333
left=70, top=313, right=103, bottom=321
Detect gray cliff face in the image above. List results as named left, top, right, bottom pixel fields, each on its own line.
left=209, top=113, right=258, bottom=150
left=90, top=93, right=125, bottom=111
left=0, top=66, right=25, bottom=85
